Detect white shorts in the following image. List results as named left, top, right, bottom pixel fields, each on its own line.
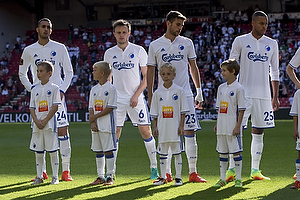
left=216, top=134, right=243, bottom=154
left=184, top=96, right=201, bottom=131
left=30, top=129, right=59, bottom=152
left=91, top=131, right=117, bottom=153
left=116, top=98, right=151, bottom=127
left=56, top=96, right=69, bottom=128
left=242, top=97, right=275, bottom=129
left=157, top=139, right=184, bottom=155
left=296, top=138, right=300, bottom=151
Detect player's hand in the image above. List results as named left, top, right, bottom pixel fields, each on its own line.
left=130, top=95, right=138, bottom=108
left=232, top=126, right=240, bottom=136
left=272, top=97, right=280, bottom=111
left=214, top=124, right=217, bottom=132
left=91, top=122, right=99, bottom=132
left=178, top=126, right=184, bottom=136
left=195, top=88, right=204, bottom=109
left=293, top=130, right=299, bottom=141
left=153, top=128, right=158, bottom=137
left=36, top=120, right=44, bottom=129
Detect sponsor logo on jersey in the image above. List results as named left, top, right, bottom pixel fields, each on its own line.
left=112, top=61, right=134, bottom=70
left=159, top=97, right=163, bottom=101
left=160, top=48, right=165, bottom=52
left=247, top=52, right=268, bottom=62
left=246, top=45, right=251, bottom=48
left=220, top=101, right=228, bottom=114
left=113, top=56, right=117, bottom=59
left=162, top=106, right=173, bottom=118
left=162, top=53, right=184, bottom=62
left=38, top=100, right=49, bottom=112
left=34, top=54, right=38, bottom=57
left=34, top=58, right=55, bottom=66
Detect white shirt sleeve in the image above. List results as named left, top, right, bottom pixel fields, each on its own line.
left=19, top=48, right=33, bottom=92
left=60, top=45, right=74, bottom=93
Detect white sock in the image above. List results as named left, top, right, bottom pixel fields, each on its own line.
left=160, top=155, right=167, bottom=179
left=219, top=154, right=228, bottom=181
left=113, top=139, right=119, bottom=175
left=228, top=154, right=235, bottom=169
left=59, top=134, right=71, bottom=172
left=42, top=152, right=46, bottom=173
left=49, top=151, right=59, bottom=178
left=96, top=154, right=105, bottom=178
left=106, top=154, right=115, bottom=177
left=144, top=136, right=157, bottom=169
left=296, top=159, right=300, bottom=181
left=35, top=152, right=44, bottom=179
left=185, top=135, right=197, bottom=174
left=234, top=154, right=242, bottom=180
left=174, top=154, right=182, bottom=179
left=166, top=148, right=172, bottom=174
left=251, top=133, right=264, bottom=170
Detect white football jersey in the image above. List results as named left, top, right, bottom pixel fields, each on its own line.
left=104, top=42, right=147, bottom=103
left=229, top=33, right=279, bottom=100
left=216, top=80, right=246, bottom=135
left=290, top=89, right=300, bottom=134
left=150, top=83, right=189, bottom=143
left=19, top=40, right=74, bottom=93
left=289, top=47, right=300, bottom=69
left=29, top=81, right=61, bottom=132
left=89, top=81, right=117, bottom=133
left=147, top=35, right=197, bottom=97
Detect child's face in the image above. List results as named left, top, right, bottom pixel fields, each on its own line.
left=37, top=65, right=51, bottom=82
left=92, top=66, right=103, bottom=81
left=221, top=65, right=235, bottom=81
left=160, top=67, right=175, bottom=84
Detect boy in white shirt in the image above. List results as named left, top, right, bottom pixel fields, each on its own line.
left=30, top=61, right=61, bottom=185
left=213, top=59, right=245, bottom=188
left=150, top=63, right=189, bottom=186
left=88, top=61, right=117, bottom=186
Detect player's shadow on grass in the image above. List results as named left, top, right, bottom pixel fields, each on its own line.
left=169, top=179, right=252, bottom=199
left=259, top=183, right=298, bottom=200
left=8, top=178, right=151, bottom=200
left=0, top=181, right=44, bottom=195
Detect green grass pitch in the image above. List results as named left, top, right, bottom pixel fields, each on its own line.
left=0, top=120, right=299, bottom=199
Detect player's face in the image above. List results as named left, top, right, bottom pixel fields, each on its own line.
left=36, top=21, right=52, bottom=40
left=37, top=66, right=51, bottom=84
left=113, top=25, right=130, bottom=45
left=252, top=16, right=268, bottom=38
left=167, top=18, right=184, bottom=37
left=160, top=67, right=176, bottom=86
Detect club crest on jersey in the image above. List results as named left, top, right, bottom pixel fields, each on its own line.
left=247, top=52, right=268, bottom=62
left=104, top=91, right=109, bottom=96
left=178, top=45, right=184, bottom=50
left=50, top=51, right=56, bottom=56
left=112, top=61, right=134, bottom=70
left=129, top=53, right=134, bottom=59
left=230, top=91, right=234, bottom=96
left=47, top=90, right=51, bottom=96
left=265, top=45, right=271, bottom=51
left=172, top=94, right=178, bottom=100
left=162, top=53, right=184, bottom=62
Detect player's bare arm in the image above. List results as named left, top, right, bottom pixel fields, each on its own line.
left=188, top=59, right=203, bottom=107
left=147, top=65, right=156, bottom=107
left=152, top=117, right=158, bottom=137
left=271, top=80, right=280, bottom=111
left=293, top=116, right=299, bottom=141
left=287, top=65, right=300, bottom=89
left=232, top=110, right=245, bottom=136
left=41, top=104, right=59, bottom=127
left=30, top=108, right=44, bottom=129
left=178, top=113, right=185, bottom=136
left=130, top=66, right=147, bottom=108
